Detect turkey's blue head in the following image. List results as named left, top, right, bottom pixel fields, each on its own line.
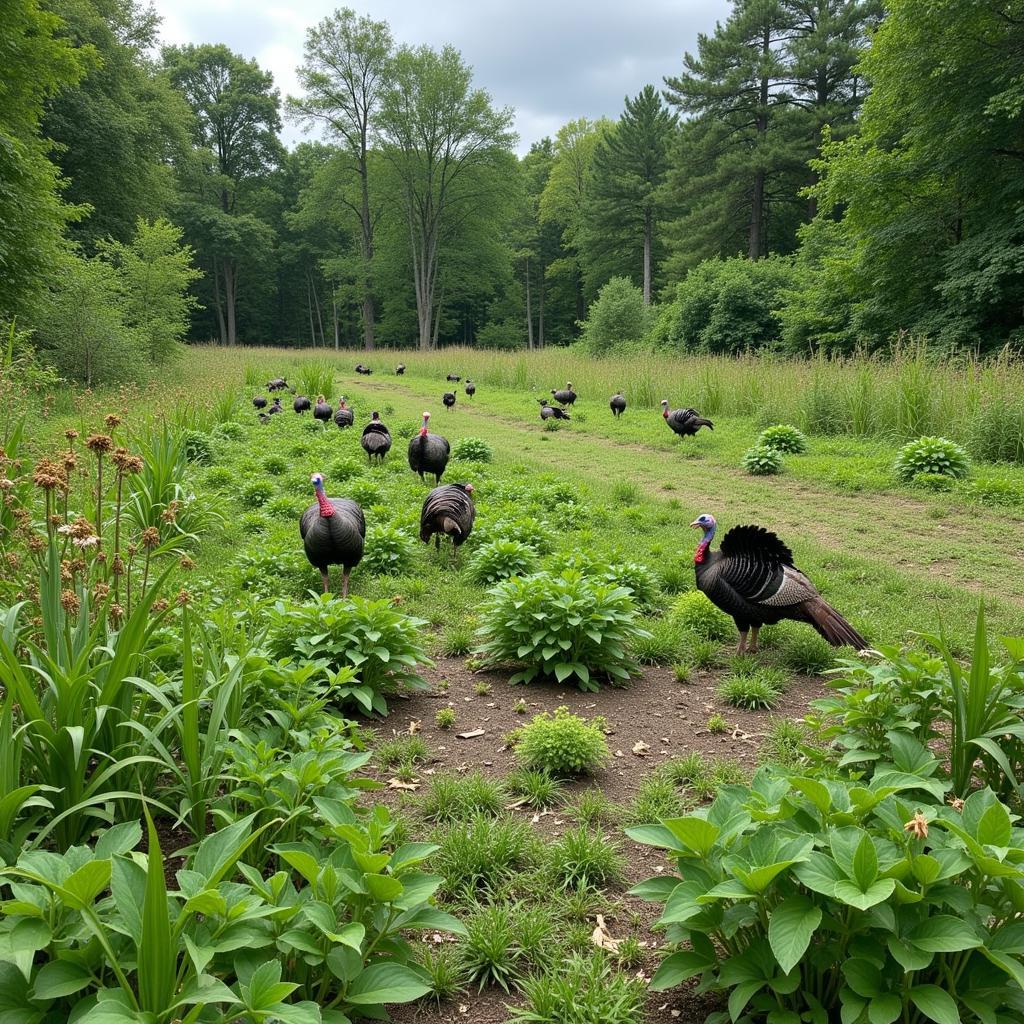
left=420, top=412, right=430, bottom=435
left=690, top=513, right=716, bottom=564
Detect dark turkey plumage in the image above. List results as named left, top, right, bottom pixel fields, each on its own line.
left=267, top=378, right=288, bottom=392
left=355, top=364, right=373, bottom=375
left=420, top=483, right=475, bottom=561
left=334, top=399, right=354, bottom=429
left=396, top=363, right=406, bottom=375
left=442, top=391, right=456, bottom=411
left=446, top=374, right=461, bottom=382
left=539, top=400, right=570, bottom=421
left=551, top=382, right=577, bottom=406
left=691, top=514, right=867, bottom=654
left=300, top=474, right=365, bottom=597
left=408, top=412, right=450, bottom=484
left=267, top=398, right=283, bottom=415
left=610, top=392, right=626, bottom=417
left=293, top=395, right=312, bottom=414
left=253, top=395, right=268, bottom=410
left=661, top=401, right=713, bottom=437
left=361, top=412, right=392, bottom=464
left=465, top=380, right=476, bottom=398
left=313, top=396, right=333, bottom=425
left=258, top=412, right=271, bottom=424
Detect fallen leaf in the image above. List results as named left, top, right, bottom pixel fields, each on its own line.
left=632, top=740, right=651, bottom=756
left=388, top=778, right=419, bottom=791
left=407, top=720, right=421, bottom=735
left=591, top=914, right=622, bottom=952
left=457, top=729, right=485, bottom=739
left=506, top=797, right=530, bottom=810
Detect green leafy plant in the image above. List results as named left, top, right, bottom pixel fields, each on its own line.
left=451, top=436, right=493, bottom=462
left=670, top=590, right=733, bottom=641
left=544, top=824, right=625, bottom=889
left=460, top=902, right=553, bottom=992
left=416, top=945, right=467, bottom=1006
left=262, top=453, right=288, bottom=475
left=893, top=435, right=970, bottom=481
left=467, top=538, right=539, bottom=585
left=435, top=707, right=457, bottom=729
left=178, top=428, right=215, bottom=464
left=742, top=444, right=785, bottom=475
left=758, top=423, right=808, bottom=453
left=475, top=570, right=649, bottom=690
left=212, top=420, right=244, bottom=441
left=432, top=813, right=541, bottom=898
left=513, top=707, right=610, bottom=776
left=707, top=713, right=729, bottom=734
left=362, top=523, right=415, bottom=575
left=565, top=788, right=618, bottom=828
left=718, top=665, right=786, bottom=709
left=420, top=770, right=506, bottom=823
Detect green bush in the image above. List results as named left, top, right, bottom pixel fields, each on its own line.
left=758, top=423, right=808, bottom=453
left=347, top=478, right=382, bottom=506
left=669, top=591, right=733, bottom=641
left=544, top=824, right=625, bottom=889
left=513, top=706, right=610, bottom=776
left=961, top=475, right=1024, bottom=506
left=239, top=480, right=271, bottom=509
left=202, top=465, right=233, bottom=490
left=452, top=436, right=493, bottom=462
left=262, top=453, right=288, bottom=475
left=179, top=428, right=215, bottom=464
left=480, top=515, right=555, bottom=554
left=212, top=420, right=244, bottom=441
left=233, top=545, right=310, bottom=594
left=328, top=456, right=364, bottom=482
left=893, top=435, right=970, bottom=481
left=579, top=275, right=651, bottom=354
left=476, top=570, right=649, bottom=690
left=467, top=538, right=539, bottom=585
left=509, top=954, right=647, bottom=1024
left=742, top=444, right=785, bottom=475
left=362, top=523, right=416, bottom=575
left=912, top=471, right=955, bottom=491
left=265, top=595, right=431, bottom=714
left=629, top=769, right=1024, bottom=1024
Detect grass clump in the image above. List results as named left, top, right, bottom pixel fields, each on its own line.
left=893, top=435, right=970, bottom=481
left=416, top=946, right=466, bottom=1006
left=627, top=770, right=686, bottom=824
left=476, top=570, right=648, bottom=691
left=440, top=620, right=474, bottom=656
left=544, top=824, right=625, bottom=890
left=758, top=423, right=807, bottom=453
left=435, top=707, right=456, bottom=730
left=565, top=788, right=618, bottom=828
left=375, top=735, right=429, bottom=770
left=707, top=714, right=729, bottom=734
left=460, top=902, right=553, bottom=993
left=610, top=480, right=641, bottom=506
left=669, top=591, right=733, bottom=641
left=467, top=539, right=539, bottom=585
left=513, top=707, right=610, bottom=777
left=772, top=623, right=835, bottom=674
left=451, top=436, right=493, bottom=463
left=717, top=665, right=786, bottom=709
left=420, top=770, right=506, bottom=822
left=509, top=954, right=646, bottom=1024
left=631, top=616, right=688, bottom=665
left=742, top=444, right=784, bottom=475
left=506, top=768, right=563, bottom=808
left=433, top=814, right=540, bottom=898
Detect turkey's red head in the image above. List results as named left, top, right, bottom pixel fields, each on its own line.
left=661, top=399, right=669, bottom=418
left=465, top=483, right=475, bottom=494
left=311, top=473, right=334, bottom=517
left=690, top=513, right=716, bottom=563
left=420, top=412, right=430, bottom=435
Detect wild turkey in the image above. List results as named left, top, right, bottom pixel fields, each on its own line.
left=610, top=392, right=626, bottom=418
left=253, top=395, right=268, bottom=410
left=661, top=400, right=713, bottom=437
left=539, top=400, right=570, bottom=421
left=446, top=373, right=461, bottom=383
left=355, top=364, right=373, bottom=375
left=313, top=395, right=333, bottom=426
left=465, top=380, right=476, bottom=399
left=420, top=483, right=475, bottom=562
left=407, top=411, right=450, bottom=484
left=334, top=398, right=354, bottom=429
left=267, top=378, right=288, bottom=392
left=258, top=412, right=271, bottom=424
left=293, top=395, right=312, bottom=414
left=396, top=363, right=406, bottom=375
left=442, top=391, right=456, bottom=411
left=267, top=397, right=283, bottom=415
left=690, top=513, right=867, bottom=655
left=300, top=474, right=365, bottom=597
left=361, top=412, right=392, bottom=464
left=551, top=382, right=577, bottom=406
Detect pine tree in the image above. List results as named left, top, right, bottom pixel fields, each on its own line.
left=582, top=85, right=677, bottom=304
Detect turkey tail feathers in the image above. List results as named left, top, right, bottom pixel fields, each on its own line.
left=805, top=598, right=867, bottom=650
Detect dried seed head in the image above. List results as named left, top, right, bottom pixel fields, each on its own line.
left=104, top=414, right=122, bottom=430
left=63, top=452, right=77, bottom=472
left=85, top=434, right=114, bottom=455
left=65, top=429, right=79, bottom=442
left=161, top=500, right=180, bottom=524
left=28, top=535, right=45, bottom=553
left=141, top=527, right=160, bottom=549
left=109, top=603, right=125, bottom=625
left=111, top=447, right=143, bottom=474
left=904, top=811, right=929, bottom=840
left=92, top=582, right=110, bottom=601
left=151, top=598, right=169, bottom=614
left=60, top=560, right=74, bottom=583
left=179, top=556, right=195, bottom=571
left=176, top=589, right=191, bottom=606
left=60, top=589, right=81, bottom=616
left=111, top=555, right=125, bottom=577
left=32, top=459, right=66, bottom=491
left=5, top=552, right=19, bottom=572
left=948, top=797, right=965, bottom=812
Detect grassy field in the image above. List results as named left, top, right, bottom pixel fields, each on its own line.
left=6, top=344, right=1024, bottom=1023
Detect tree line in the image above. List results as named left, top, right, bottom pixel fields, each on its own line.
left=1, top=0, right=1021, bottom=382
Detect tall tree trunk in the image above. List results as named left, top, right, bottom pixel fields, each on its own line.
left=211, top=257, right=227, bottom=346
left=432, top=285, right=444, bottom=349
left=575, top=270, right=585, bottom=330
left=525, top=256, right=534, bottom=349
left=223, top=259, right=237, bottom=346
left=749, top=24, right=770, bottom=261
left=307, top=278, right=317, bottom=347
left=331, top=283, right=340, bottom=350
left=312, top=277, right=327, bottom=348
left=642, top=211, right=652, bottom=305
left=538, top=268, right=546, bottom=348
left=359, top=148, right=376, bottom=350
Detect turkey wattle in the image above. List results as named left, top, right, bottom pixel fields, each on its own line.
left=407, top=411, right=450, bottom=484
left=299, top=473, right=365, bottom=597
left=661, top=400, right=713, bottom=437
left=691, top=513, right=867, bottom=655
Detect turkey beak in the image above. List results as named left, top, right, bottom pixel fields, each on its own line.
left=689, top=519, right=704, bottom=530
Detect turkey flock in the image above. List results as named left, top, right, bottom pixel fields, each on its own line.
left=254, top=362, right=866, bottom=656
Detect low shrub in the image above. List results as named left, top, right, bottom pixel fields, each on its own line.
left=911, top=471, right=955, bottom=491
left=362, top=523, right=416, bottom=575
left=717, top=665, right=786, bottom=709
left=772, top=623, right=835, bottom=674
left=513, top=706, right=610, bottom=777
left=602, top=560, right=661, bottom=610
left=452, top=436, right=493, bottom=462
left=544, top=824, right=625, bottom=889
left=262, top=453, right=288, bottom=475
left=632, top=616, right=689, bottom=664
left=509, top=954, right=647, bottom=1024
left=239, top=480, right=270, bottom=509
left=435, top=706, right=457, bottom=729
left=669, top=591, right=733, bottom=641
left=212, top=420, right=244, bottom=441
left=893, top=435, right=970, bottom=481
left=179, top=428, right=215, bottom=464
left=476, top=570, right=648, bottom=690
left=960, top=475, right=1024, bottom=506
left=480, top=515, right=555, bottom=554
left=347, top=478, right=382, bottom=506
left=467, top=538, right=539, bottom=585
left=758, top=423, right=808, bottom=453
left=328, top=455, right=364, bottom=481
left=742, top=444, right=784, bottom=475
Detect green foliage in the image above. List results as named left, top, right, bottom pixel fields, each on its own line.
left=544, top=824, right=625, bottom=890
left=435, top=706, right=456, bottom=730
left=718, top=666, right=786, bottom=709
left=265, top=595, right=431, bottom=715
left=419, top=770, right=506, bottom=823
left=669, top=591, right=733, bottom=641
left=178, top=428, right=214, bottom=465
left=451, top=436, right=493, bottom=462
left=631, top=616, right=689, bottom=665
left=213, top=420, right=245, bottom=441
left=629, top=770, right=686, bottom=825
left=758, top=423, right=808, bottom=454
left=579, top=276, right=651, bottom=354
left=432, top=813, right=540, bottom=898
left=610, top=479, right=641, bottom=505
left=467, top=538, right=539, bottom=585
left=506, top=768, right=563, bottom=809
left=262, top=453, right=288, bottom=475
left=742, top=444, right=785, bottom=476
left=481, top=515, right=555, bottom=554
left=362, top=523, right=415, bottom=575
left=509, top=954, right=647, bottom=1024
left=772, top=623, right=835, bottom=675
left=416, top=945, right=467, bottom=1006
left=513, top=707, right=610, bottom=777
left=476, top=570, right=648, bottom=690
left=893, top=435, right=970, bottom=481
left=707, top=714, right=729, bottom=735
left=460, top=902, right=553, bottom=993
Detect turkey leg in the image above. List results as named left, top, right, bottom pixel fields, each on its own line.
left=321, top=570, right=330, bottom=594
left=749, top=626, right=760, bottom=654
left=341, top=570, right=351, bottom=599
left=737, top=630, right=748, bottom=655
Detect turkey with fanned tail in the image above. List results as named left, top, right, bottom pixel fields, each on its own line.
left=690, top=513, right=867, bottom=655
left=420, top=483, right=475, bottom=563
left=361, top=411, right=392, bottom=464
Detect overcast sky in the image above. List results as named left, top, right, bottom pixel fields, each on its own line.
left=152, top=0, right=732, bottom=152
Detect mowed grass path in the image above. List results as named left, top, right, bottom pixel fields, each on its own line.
left=348, top=372, right=1024, bottom=647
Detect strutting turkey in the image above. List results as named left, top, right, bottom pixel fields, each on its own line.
left=551, top=382, right=577, bottom=406
left=334, top=399, right=354, bottom=429
left=661, top=400, right=713, bottom=437
left=442, top=391, right=456, bottom=411
left=253, top=395, right=268, bottom=410
left=446, top=373, right=462, bottom=382
left=538, top=400, right=570, bottom=421
left=361, top=411, right=392, bottom=464
left=690, top=513, right=867, bottom=655
left=355, top=363, right=373, bottom=375
left=420, top=483, right=475, bottom=563
left=267, top=378, right=288, bottom=392
left=407, top=411, right=450, bottom=484
left=313, top=395, right=333, bottom=426
left=465, top=380, right=476, bottom=399
left=609, top=392, right=626, bottom=418
left=293, top=395, right=312, bottom=414
left=396, top=363, right=406, bottom=375
left=300, top=473, right=365, bottom=597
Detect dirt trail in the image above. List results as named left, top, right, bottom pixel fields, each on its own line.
left=360, top=377, right=1024, bottom=610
